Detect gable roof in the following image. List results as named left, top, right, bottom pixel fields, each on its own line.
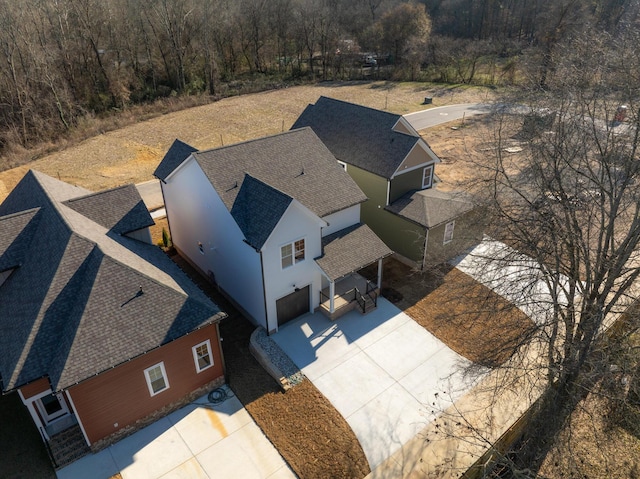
left=315, top=223, right=393, bottom=281
left=0, top=171, right=225, bottom=393
left=160, top=128, right=366, bottom=220
left=230, top=175, right=293, bottom=250
left=154, top=139, right=198, bottom=181
left=64, top=184, right=155, bottom=234
left=386, top=188, right=475, bottom=228
left=291, top=96, right=432, bottom=179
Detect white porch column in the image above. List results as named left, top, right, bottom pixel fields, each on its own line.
left=377, top=259, right=383, bottom=289
left=329, top=281, right=335, bottom=313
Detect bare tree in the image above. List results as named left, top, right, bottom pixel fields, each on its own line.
left=460, top=27, right=640, bottom=474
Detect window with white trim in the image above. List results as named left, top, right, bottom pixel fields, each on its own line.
left=144, top=362, right=169, bottom=396
left=444, top=221, right=455, bottom=244
left=281, top=239, right=305, bottom=269
left=192, top=340, right=213, bottom=372
left=337, top=160, right=347, bottom=171
left=422, top=165, right=434, bottom=189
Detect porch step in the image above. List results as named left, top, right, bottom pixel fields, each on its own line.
left=362, top=298, right=377, bottom=315
left=48, top=424, right=90, bottom=469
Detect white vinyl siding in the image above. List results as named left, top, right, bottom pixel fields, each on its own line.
left=281, top=239, right=305, bottom=269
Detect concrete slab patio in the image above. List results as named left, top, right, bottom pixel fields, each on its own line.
left=272, top=298, right=479, bottom=470
left=56, top=385, right=295, bottom=479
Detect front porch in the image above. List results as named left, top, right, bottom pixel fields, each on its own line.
left=318, top=272, right=380, bottom=320
left=314, top=223, right=392, bottom=322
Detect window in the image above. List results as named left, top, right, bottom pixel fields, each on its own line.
left=337, top=160, right=347, bottom=171
left=422, top=165, right=434, bottom=189
left=281, top=239, right=305, bottom=269
left=192, top=340, right=213, bottom=372
left=144, top=362, right=169, bottom=396
left=444, top=221, right=455, bottom=244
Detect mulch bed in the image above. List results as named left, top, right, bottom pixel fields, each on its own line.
left=365, top=258, right=536, bottom=367
left=165, top=246, right=370, bottom=479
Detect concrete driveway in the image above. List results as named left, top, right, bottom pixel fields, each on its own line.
left=272, top=298, right=477, bottom=470
left=56, top=385, right=294, bottom=479
left=403, top=103, right=492, bottom=131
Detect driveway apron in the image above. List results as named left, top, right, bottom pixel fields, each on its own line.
left=272, top=298, right=476, bottom=470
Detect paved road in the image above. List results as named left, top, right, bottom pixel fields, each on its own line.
left=135, top=179, right=164, bottom=211
left=403, top=103, right=493, bottom=131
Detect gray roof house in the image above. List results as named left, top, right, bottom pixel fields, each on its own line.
left=0, top=170, right=226, bottom=464
left=155, top=127, right=392, bottom=333
left=292, top=96, right=482, bottom=268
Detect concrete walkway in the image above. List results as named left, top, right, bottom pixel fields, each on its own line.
left=56, top=385, right=294, bottom=479
left=272, top=298, right=478, bottom=471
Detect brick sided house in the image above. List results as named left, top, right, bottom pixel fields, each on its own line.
left=0, top=170, right=226, bottom=465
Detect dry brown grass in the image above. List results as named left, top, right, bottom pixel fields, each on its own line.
left=539, top=391, right=640, bottom=478
left=0, top=81, right=496, bottom=202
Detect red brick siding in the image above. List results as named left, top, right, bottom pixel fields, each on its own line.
left=68, top=323, right=223, bottom=445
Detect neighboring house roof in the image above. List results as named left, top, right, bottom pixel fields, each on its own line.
left=0, top=170, right=225, bottom=393
left=155, top=128, right=367, bottom=220
left=315, top=223, right=393, bottom=281
left=230, top=175, right=293, bottom=250
left=291, top=96, right=432, bottom=179
left=64, top=184, right=155, bottom=234
left=386, top=188, right=475, bottom=228
left=154, top=139, right=198, bottom=181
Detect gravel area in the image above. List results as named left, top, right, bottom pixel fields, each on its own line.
left=252, top=327, right=305, bottom=387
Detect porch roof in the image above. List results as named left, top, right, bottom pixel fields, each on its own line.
left=315, top=223, right=392, bottom=281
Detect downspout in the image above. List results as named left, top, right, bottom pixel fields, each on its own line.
left=215, top=321, right=227, bottom=378
left=259, top=250, right=270, bottom=334
left=421, top=228, right=429, bottom=271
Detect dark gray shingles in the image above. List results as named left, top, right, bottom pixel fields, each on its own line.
left=0, top=171, right=224, bottom=392
left=0, top=170, right=90, bottom=218
left=64, top=184, right=154, bottom=234
left=194, top=128, right=367, bottom=219
left=154, top=139, right=198, bottom=181
left=230, top=175, right=292, bottom=250
left=291, top=96, right=420, bottom=179
left=315, top=223, right=393, bottom=281
left=386, top=188, right=474, bottom=228
left=0, top=208, right=40, bottom=271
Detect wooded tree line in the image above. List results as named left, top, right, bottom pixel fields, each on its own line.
left=0, top=0, right=638, bottom=151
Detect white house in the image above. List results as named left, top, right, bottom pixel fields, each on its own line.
left=155, top=128, right=392, bottom=334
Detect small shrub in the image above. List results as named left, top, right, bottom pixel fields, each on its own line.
left=162, top=227, right=172, bottom=248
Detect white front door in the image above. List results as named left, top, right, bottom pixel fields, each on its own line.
left=35, top=392, right=70, bottom=425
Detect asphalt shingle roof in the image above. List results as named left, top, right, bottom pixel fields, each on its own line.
left=315, top=223, right=393, bottom=281
left=0, top=170, right=225, bottom=393
left=291, top=96, right=423, bottom=179
left=154, top=139, right=198, bottom=181
left=64, top=184, right=155, bottom=234
left=386, top=188, right=475, bottom=228
left=191, top=128, right=366, bottom=220
left=230, top=175, right=293, bottom=250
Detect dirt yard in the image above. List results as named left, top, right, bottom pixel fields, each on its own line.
left=0, top=81, right=496, bottom=202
